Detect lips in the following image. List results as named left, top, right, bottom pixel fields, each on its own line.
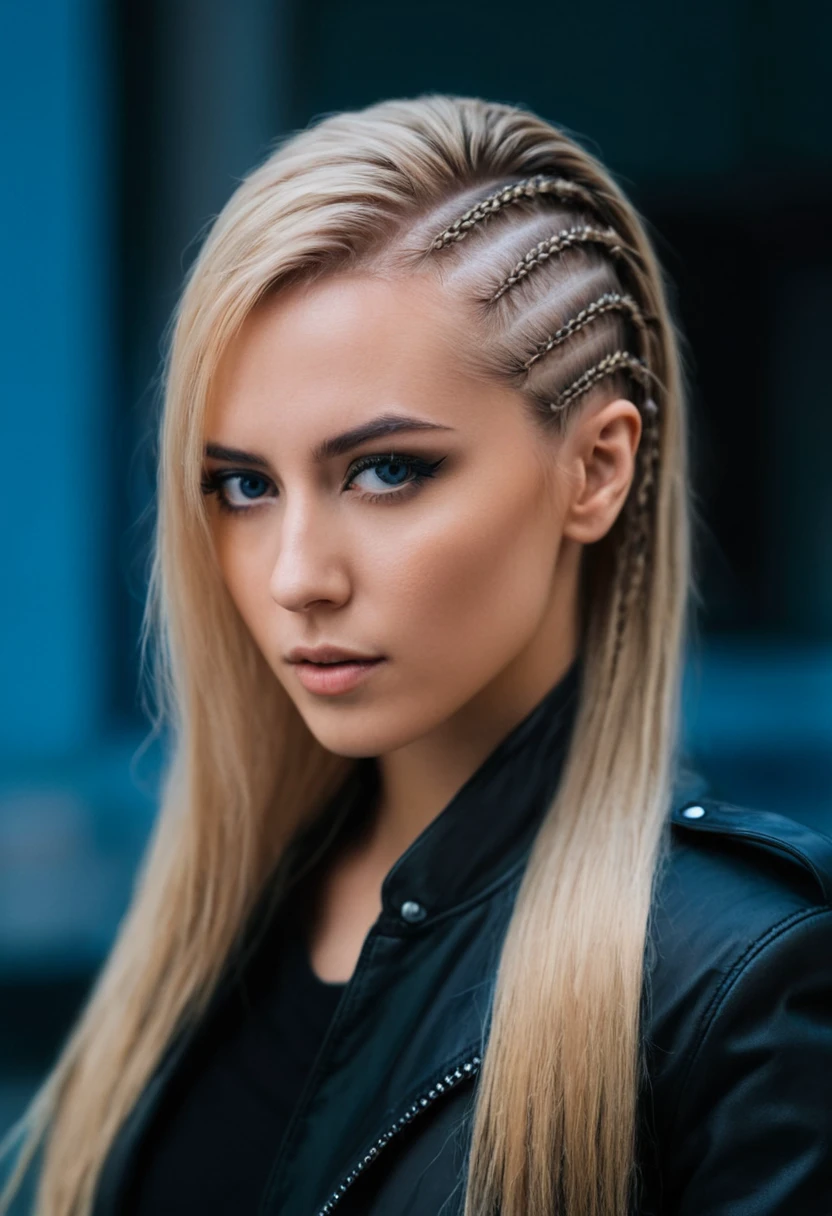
left=289, top=652, right=386, bottom=696
left=286, top=644, right=382, bottom=666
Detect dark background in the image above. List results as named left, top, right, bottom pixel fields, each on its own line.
left=2, top=0, right=831, bottom=1152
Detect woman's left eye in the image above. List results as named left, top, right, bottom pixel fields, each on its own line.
left=345, top=453, right=446, bottom=499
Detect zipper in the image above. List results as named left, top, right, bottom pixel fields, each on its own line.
left=315, top=1053, right=482, bottom=1215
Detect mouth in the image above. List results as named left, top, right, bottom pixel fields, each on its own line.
left=288, top=654, right=386, bottom=696
left=295, top=657, right=374, bottom=665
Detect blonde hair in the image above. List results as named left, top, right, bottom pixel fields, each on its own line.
left=1, top=95, right=691, bottom=1216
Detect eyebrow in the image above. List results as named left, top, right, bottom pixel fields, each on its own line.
left=204, top=413, right=454, bottom=469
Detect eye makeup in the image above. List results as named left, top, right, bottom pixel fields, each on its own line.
left=200, top=450, right=448, bottom=515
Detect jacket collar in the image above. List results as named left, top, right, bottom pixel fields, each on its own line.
left=352, top=656, right=585, bottom=925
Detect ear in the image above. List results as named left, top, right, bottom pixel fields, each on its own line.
left=560, top=398, right=642, bottom=545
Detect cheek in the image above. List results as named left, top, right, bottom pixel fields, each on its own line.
left=214, top=530, right=272, bottom=648
left=375, top=474, right=558, bottom=678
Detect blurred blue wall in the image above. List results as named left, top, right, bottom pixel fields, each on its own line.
left=0, top=0, right=111, bottom=759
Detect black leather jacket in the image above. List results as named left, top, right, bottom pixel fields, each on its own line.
left=90, top=663, right=832, bottom=1215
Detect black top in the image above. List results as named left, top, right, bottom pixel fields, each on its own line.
left=127, top=878, right=347, bottom=1215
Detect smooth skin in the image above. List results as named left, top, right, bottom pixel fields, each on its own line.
left=204, top=272, right=641, bottom=982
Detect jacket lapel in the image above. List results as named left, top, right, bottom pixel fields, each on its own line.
left=260, top=869, right=520, bottom=1216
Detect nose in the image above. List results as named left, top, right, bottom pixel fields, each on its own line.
left=268, top=498, right=351, bottom=613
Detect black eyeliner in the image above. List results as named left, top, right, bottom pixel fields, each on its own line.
left=200, top=450, right=448, bottom=515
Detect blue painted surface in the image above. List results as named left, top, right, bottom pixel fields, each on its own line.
left=0, top=0, right=112, bottom=760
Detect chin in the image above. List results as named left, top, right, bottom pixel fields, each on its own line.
left=295, top=698, right=437, bottom=759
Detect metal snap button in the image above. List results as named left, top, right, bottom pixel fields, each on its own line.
left=400, top=900, right=427, bottom=924
left=681, top=805, right=706, bottom=819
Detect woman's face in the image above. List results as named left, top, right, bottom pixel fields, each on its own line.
left=204, top=273, right=603, bottom=757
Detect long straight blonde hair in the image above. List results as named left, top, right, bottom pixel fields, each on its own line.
left=1, top=95, right=690, bottom=1216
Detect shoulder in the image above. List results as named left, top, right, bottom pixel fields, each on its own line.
left=657, top=792, right=832, bottom=926
left=639, top=800, right=832, bottom=1209
left=652, top=794, right=832, bottom=966
left=648, top=794, right=832, bottom=1031
left=645, top=791, right=832, bottom=1104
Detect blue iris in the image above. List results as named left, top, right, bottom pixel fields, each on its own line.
left=373, top=459, right=410, bottom=486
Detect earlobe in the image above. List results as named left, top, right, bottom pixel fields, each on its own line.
left=561, top=398, right=642, bottom=545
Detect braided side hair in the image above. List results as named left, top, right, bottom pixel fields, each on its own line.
left=415, top=168, right=666, bottom=679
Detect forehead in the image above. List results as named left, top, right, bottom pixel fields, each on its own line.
left=208, top=273, right=480, bottom=440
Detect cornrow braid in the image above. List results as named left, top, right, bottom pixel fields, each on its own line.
left=430, top=174, right=598, bottom=249
left=545, top=350, right=652, bottom=413
left=610, top=396, right=661, bottom=675
left=490, top=225, right=641, bottom=302
left=522, top=292, right=651, bottom=371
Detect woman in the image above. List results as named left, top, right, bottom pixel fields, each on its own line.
left=3, top=94, right=831, bottom=1216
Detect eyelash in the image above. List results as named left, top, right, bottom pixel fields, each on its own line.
left=200, top=451, right=448, bottom=515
